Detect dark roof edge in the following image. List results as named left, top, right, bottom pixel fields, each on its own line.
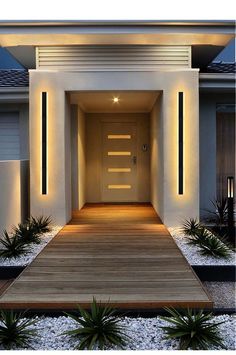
left=0, top=20, right=235, bottom=27
left=199, top=73, right=235, bottom=91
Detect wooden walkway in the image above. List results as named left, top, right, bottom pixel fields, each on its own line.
left=0, top=204, right=212, bottom=310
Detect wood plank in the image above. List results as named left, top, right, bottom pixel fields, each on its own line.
left=0, top=204, right=212, bottom=309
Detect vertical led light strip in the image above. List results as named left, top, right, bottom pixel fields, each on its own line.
left=178, top=92, right=184, bottom=195
left=42, top=92, right=47, bottom=195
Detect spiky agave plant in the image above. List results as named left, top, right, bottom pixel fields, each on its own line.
left=160, top=307, right=225, bottom=350
left=64, top=298, right=129, bottom=350
left=0, top=231, right=29, bottom=259
left=187, top=228, right=231, bottom=258
left=13, top=222, right=41, bottom=245
left=0, top=310, right=38, bottom=349
left=197, top=233, right=231, bottom=258
left=186, top=226, right=209, bottom=246
left=181, top=218, right=202, bottom=237
left=28, top=216, right=52, bottom=235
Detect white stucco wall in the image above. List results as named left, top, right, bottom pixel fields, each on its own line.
left=150, top=94, right=164, bottom=221
left=78, top=106, right=86, bottom=209
left=30, top=69, right=199, bottom=227
left=71, top=105, right=86, bottom=211
left=0, top=160, right=29, bottom=234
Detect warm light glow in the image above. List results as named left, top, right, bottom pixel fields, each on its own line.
left=108, top=135, right=131, bottom=139
left=108, top=151, right=131, bottom=156
left=108, top=168, right=131, bottom=172
left=108, top=185, right=131, bottom=189
left=227, top=176, right=234, bottom=198
left=113, top=97, right=119, bottom=103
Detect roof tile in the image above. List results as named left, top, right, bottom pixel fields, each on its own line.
left=0, top=69, right=29, bottom=87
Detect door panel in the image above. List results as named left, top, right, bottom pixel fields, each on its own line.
left=102, top=122, right=137, bottom=201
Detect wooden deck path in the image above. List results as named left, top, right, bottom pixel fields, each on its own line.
left=0, top=204, right=212, bottom=309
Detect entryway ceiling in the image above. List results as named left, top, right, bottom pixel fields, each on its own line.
left=70, top=91, right=160, bottom=113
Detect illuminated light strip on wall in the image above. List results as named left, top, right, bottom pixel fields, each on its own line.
left=108, top=135, right=131, bottom=139
left=42, top=92, right=47, bottom=195
left=108, top=185, right=131, bottom=189
left=108, top=152, right=131, bottom=156
left=178, top=92, right=184, bottom=195
left=108, top=168, right=131, bottom=172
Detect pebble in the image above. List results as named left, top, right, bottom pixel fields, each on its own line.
left=169, top=227, right=236, bottom=265
left=0, top=226, right=62, bottom=266
left=0, top=314, right=234, bottom=350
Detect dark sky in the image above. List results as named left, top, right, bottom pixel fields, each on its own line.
left=213, top=38, right=235, bottom=62
left=0, top=39, right=235, bottom=69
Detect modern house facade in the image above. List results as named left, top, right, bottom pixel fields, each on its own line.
left=0, top=21, right=235, bottom=231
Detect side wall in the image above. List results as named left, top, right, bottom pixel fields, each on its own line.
left=150, top=94, right=164, bottom=220
left=78, top=106, right=86, bottom=209
left=0, top=104, right=29, bottom=232
left=199, top=92, right=235, bottom=216
left=0, top=160, right=29, bottom=233
left=70, top=105, right=86, bottom=210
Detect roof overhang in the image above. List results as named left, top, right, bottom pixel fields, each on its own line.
left=0, top=20, right=235, bottom=69
left=0, top=87, right=29, bottom=103
left=0, top=20, right=234, bottom=46
left=199, top=73, right=235, bottom=92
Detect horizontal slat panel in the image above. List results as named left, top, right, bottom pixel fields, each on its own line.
left=37, top=45, right=191, bottom=71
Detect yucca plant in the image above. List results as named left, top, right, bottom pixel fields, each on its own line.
left=160, top=307, right=225, bottom=350
left=13, top=222, right=41, bottom=245
left=187, top=227, right=211, bottom=246
left=0, top=231, right=29, bottom=259
left=187, top=228, right=231, bottom=258
left=28, top=216, right=52, bottom=235
left=64, top=298, right=128, bottom=350
left=182, top=218, right=202, bottom=237
left=203, top=198, right=228, bottom=226
left=0, top=310, right=38, bottom=349
left=197, top=233, right=231, bottom=258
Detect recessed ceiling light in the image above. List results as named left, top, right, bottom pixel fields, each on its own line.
left=113, top=97, right=119, bottom=103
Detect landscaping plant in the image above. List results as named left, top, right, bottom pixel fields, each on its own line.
left=203, top=198, right=228, bottom=226
left=160, top=307, right=225, bottom=350
left=64, top=297, right=128, bottom=350
left=196, top=233, right=231, bottom=258
left=13, top=222, right=41, bottom=245
left=0, top=231, right=29, bottom=259
left=28, top=215, right=52, bottom=235
left=187, top=228, right=231, bottom=258
left=0, top=310, right=38, bottom=349
left=181, top=218, right=202, bottom=237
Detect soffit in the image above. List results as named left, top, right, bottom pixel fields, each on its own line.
left=70, top=91, right=160, bottom=113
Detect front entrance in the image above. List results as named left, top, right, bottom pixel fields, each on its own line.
left=85, top=112, right=151, bottom=204
left=102, top=122, right=137, bottom=202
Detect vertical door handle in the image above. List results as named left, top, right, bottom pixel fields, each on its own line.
left=132, top=156, right=137, bottom=165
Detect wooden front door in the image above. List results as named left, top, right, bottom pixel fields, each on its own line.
left=102, top=122, right=138, bottom=202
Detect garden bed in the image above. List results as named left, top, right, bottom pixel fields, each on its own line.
left=0, top=314, right=234, bottom=350
left=0, top=226, right=62, bottom=267
left=168, top=227, right=235, bottom=266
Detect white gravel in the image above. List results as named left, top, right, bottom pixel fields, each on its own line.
left=0, top=314, right=235, bottom=350
left=204, top=282, right=236, bottom=309
left=169, top=227, right=236, bottom=266
left=0, top=226, right=62, bottom=267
